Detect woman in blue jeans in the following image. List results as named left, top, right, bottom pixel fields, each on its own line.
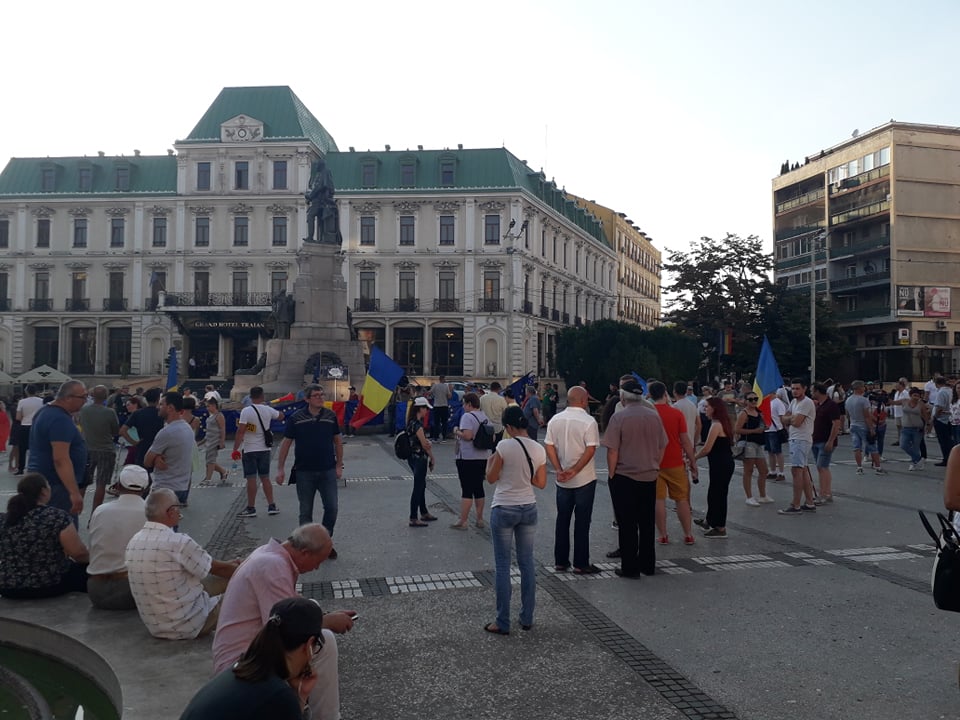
left=483, top=406, right=547, bottom=635
left=406, top=397, right=437, bottom=527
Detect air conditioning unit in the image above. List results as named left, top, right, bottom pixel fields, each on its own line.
left=936, top=320, right=948, bottom=329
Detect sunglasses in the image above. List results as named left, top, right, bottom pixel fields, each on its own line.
left=746, top=397, right=759, bottom=402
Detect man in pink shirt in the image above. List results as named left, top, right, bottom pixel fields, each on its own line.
left=212, top=524, right=354, bottom=719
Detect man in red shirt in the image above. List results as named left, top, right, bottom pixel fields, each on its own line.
left=649, top=381, right=699, bottom=546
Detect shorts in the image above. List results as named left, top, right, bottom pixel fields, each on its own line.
left=84, top=449, right=117, bottom=488
left=788, top=439, right=811, bottom=467
left=849, top=426, right=878, bottom=455
left=655, top=465, right=690, bottom=501
left=742, top=442, right=765, bottom=460
left=204, top=441, right=221, bottom=465
left=242, top=450, right=271, bottom=477
left=455, top=458, right=486, bottom=499
left=764, top=431, right=783, bottom=455
left=811, top=441, right=833, bottom=469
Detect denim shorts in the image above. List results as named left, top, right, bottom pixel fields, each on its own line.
left=788, top=439, right=810, bottom=467
left=242, top=450, right=271, bottom=477
left=764, top=431, right=783, bottom=455
left=811, top=441, right=833, bottom=469
left=849, top=426, right=878, bottom=455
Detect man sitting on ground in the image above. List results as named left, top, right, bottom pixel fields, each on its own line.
left=126, top=488, right=239, bottom=639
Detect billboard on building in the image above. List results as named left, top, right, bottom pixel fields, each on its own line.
left=897, top=286, right=952, bottom=317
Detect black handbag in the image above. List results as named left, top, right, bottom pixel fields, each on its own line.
left=918, top=510, right=960, bottom=612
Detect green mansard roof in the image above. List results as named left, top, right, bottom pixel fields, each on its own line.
left=179, top=86, right=339, bottom=153
left=0, top=155, right=177, bottom=198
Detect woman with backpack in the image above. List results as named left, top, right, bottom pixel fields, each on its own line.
left=406, top=397, right=437, bottom=527
left=451, top=393, right=494, bottom=530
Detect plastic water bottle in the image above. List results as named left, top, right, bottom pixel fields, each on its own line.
left=227, top=461, right=239, bottom=485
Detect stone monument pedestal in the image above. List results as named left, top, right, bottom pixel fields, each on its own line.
left=240, top=242, right=365, bottom=401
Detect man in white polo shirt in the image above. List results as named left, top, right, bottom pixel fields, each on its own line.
left=15, top=384, right=44, bottom=475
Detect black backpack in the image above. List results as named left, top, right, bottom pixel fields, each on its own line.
left=470, top=412, right=496, bottom=450
left=394, top=430, right=413, bottom=460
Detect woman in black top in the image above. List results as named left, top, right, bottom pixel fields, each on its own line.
left=735, top=392, right=772, bottom=506
left=694, top=397, right=736, bottom=539
left=406, top=397, right=436, bottom=527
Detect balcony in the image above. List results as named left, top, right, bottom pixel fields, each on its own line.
left=0, top=298, right=10, bottom=312
left=562, top=312, right=570, bottom=324
left=829, top=269, right=891, bottom=291
left=478, top=298, right=504, bottom=312
left=775, top=225, right=824, bottom=242
left=65, top=298, right=90, bottom=312
left=834, top=306, right=892, bottom=322
left=775, top=188, right=826, bottom=215
left=354, top=298, right=380, bottom=312
left=830, top=164, right=890, bottom=195
left=162, top=292, right=273, bottom=307
left=540, top=305, right=550, bottom=319
left=830, top=199, right=890, bottom=227
left=551, top=309, right=560, bottom=322
left=829, top=235, right=890, bottom=260
left=523, top=300, right=534, bottom=314
left=102, top=298, right=129, bottom=312
left=775, top=252, right=827, bottom=270
left=575, top=316, right=583, bottom=326
left=394, top=298, right=419, bottom=312
left=434, top=299, right=459, bottom=312
left=29, top=298, right=53, bottom=311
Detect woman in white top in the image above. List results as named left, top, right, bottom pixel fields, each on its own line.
left=483, top=406, right=547, bottom=635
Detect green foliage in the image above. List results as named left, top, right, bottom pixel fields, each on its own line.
left=555, top=320, right=701, bottom=393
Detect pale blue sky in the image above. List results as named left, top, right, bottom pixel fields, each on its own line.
left=2, top=0, right=954, bottom=256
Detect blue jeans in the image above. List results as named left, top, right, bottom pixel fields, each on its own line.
left=407, top=455, right=428, bottom=520
left=491, top=503, right=537, bottom=632
left=900, top=427, right=922, bottom=464
left=554, top=481, right=597, bottom=569
left=875, top=424, right=887, bottom=456
left=295, top=468, right=339, bottom=534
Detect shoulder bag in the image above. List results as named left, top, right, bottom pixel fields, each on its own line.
left=918, top=510, right=960, bottom=612
left=515, top=437, right=535, bottom=481
left=253, top=406, right=273, bottom=448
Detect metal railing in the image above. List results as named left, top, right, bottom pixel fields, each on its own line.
left=829, top=269, right=891, bottom=290
left=523, top=300, right=534, bottom=314
left=775, top=188, right=826, bottom=214
left=162, top=292, right=273, bottom=307
left=829, top=236, right=890, bottom=259
left=575, top=316, right=583, bottom=326
left=551, top=309, right=560, bottom=321
left=65, top=298, right=90, bottom=311
left=478, top=298, right=504, bottom=312
left=0, top=298, right=10, bottom=311
left=354, top=298, right=380, bottom=312
left=540, top=305, right=550, bottom=319
left=394, top=298, right=419, bottom=312
left=562, top=312, right=570, bottom=324
left=103, top=298, right=129, bottom=311
left=29, top=298, right=53, bottom=311
left=831, top=199, right=890, bottom=226
left=829, top=164, right=890, bottom=195
left=434, top=299, right=459, bottom=312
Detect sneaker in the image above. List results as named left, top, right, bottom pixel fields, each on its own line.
left=657, top=536, right=669, bottom=545
left=778, top=505, right=803, bottom=515
left=856, top=466, right=864, bottom=475
left=745, top=497, right=760, bottom=507
left=605, top=548, right=622, bottom=559
left=766, top=473, right=777, bottom=479
left=874, top=467, right=886, bottom=475
left=683, top=535, right=696, bottom=546
left=693, top=517, right=710, bottom=529
left=328, top=547, right=338, bottom=560
left=908, top=463, right=917, bottom=471
left=801, top=504, right=817, bottom=512
left=237, top=507, right=257, bottom=518
left=915, top=460, right=926, bottom=470
left=267, top=504, right=279, bottom=515
left=776, top=472, right=785, bottom=479
left=757, top=496, right=775, bottom=504
left=880, top=456, right=887, bottom=461
left=703, top=528, right=727, bottom=539
left=813, top=495, right=833, bottom=506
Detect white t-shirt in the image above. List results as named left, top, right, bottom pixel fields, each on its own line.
left=893, top=389, right=910, bottom=419
left=788, top=396, right=816, bottom=444
left=457, top=409, right=493, bottom=461
left=671, top=399, right=699, bottom=447
left=492, top=436, right=546, bottom=507
left=17, top=396, right=44, bottom=425
left=543, top=407, right=600, bottom=488
left=767, top=397, right=787, bottom=432
left=87, top=494, right=146, bottom=575
left=238, top=404, right=281, bottom=452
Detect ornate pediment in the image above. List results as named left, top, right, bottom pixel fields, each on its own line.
left=433, top=260, right=458, bottom=268
left=28, top=263, right=54, bottom=270
left=150, top=205, right=171, bottom=216
left=103, top=262, right=128, bottom=269
left=229, top=203, right=253, bottom=215
left=393, top=201, right=422, bottom=214
left=190, top=260, right=213, bottom=269
left=66, top=262, right=91, bottom=270
left=356, top=259, right=379, bottom=270
left=433, top=200, right=461, bottom=213
left=266, top=203, right=294, bottom=215
left=478, top=201, right=506, bottom=213
left=105, top=207, right=130, bottom=217
left=227, top=260, right=252, bottom=269
left=68, top=207, right=92, bottom=217
left=190, top=206, right=214, bottom=216
left=266, top=261, right=291, bottom=269
left=479, top=260, right=504, bottom=269
left=146, top=261, right=169, bottom=269
left=394, top=260, right=417, bottom=269
left=351, top=201, right=381, bottom=214
left=31, top=207, right=55, bottom=218
left=221, top=114, right=263, bottom=143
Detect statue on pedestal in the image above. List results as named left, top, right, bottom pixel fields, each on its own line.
left=304, top=158, right=343, bottom=245
left=272, top=292, right=296, bottom=339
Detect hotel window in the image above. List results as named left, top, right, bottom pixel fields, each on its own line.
left=0, top=219, right=8, bottom=248
left=115, top=166, right=130, bottom=191
left=273, top=160, right=287, bottom=190
left=152, top=217, right=167, bottom=248
left=359, top=271, right=376, bottom=303
left=37, top=218, right=50, bottom=248
left=0, top=272, right=7, bottom=308
left=41, top=168, right=55, bottom=192
left=271, top=271, right=288, bottom=298
left=438, top=270, right=456, bottom=311
left=195, top=216, right=210, bottom=247
left=71, top=272, right=87, bottom=301
left=272, top=217, right=288, bottom=247
left=35, top=272, right=50, bottom=300
left=439, top=215, right=455, bottom=246
left=232, top=271, right=248, bottom=303
left=484, top=271, right=500, bottom=300
left=541, top=230, right=546, bottom=256
left=235, top=161, right=249, bottom=190
left=197, top=162, right=211, bottom=191
left=361, top=162, right=377, bottom=188
left=400, top=162, right=416, bottom=187
left=78, top=167, right=92, bottom=192
left=440, top=160, right=455, bottom=186
left=552, top=235, right=557, bottom=262
left=73, top=218, right=87, bottom=248
left=399, top=216, right=415, bottom=246
left=234, top=216, right=249, bottom=247
left=110, top=218, right=125, bottom=248
left=484, top=215, right=500, bottom=245
left=360, top=216, right=375, bottom=246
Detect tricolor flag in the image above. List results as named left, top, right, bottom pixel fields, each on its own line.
left=720, top=328, right=734, bottom=357
left=752, top=336, right=784, bottom=425
left=350, top=346, right=405, bottom=429
left=165, top=347, right=178, bottom=392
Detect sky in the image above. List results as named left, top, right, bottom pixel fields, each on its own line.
left=2, top=0, right=956, bottom=262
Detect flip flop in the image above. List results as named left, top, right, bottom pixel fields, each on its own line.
left=483, top=622, right=509, bottom=635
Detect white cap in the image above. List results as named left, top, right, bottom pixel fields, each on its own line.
left=118, top=465, right=149, bottom=491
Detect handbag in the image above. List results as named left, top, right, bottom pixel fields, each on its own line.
left=918, top=510, right=960, bottom=612
left=731, top=440, right=746, bottom=458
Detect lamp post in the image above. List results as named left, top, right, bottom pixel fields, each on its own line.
left=702, top=341, right=710, bottom=385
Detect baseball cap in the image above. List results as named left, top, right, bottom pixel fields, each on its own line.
left=267, top=597, right=326, bottom=647
left=118, top=465, right=149, bottom=491
left=619, top=379, right=645, bottom=397
left=413, top=396, right=433, bottom=409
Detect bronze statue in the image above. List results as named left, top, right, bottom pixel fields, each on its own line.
left=236, top=352, right=267, bottom=375
left=272, top=292, right=296, bottom=339
left=304, top=158, right=342, bottom=245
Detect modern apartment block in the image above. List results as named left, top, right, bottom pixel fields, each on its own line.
left=773, top=122, right=960, bottom=380
left=569, top=196, right=661, bottom=329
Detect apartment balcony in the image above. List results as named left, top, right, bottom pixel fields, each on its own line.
left=829, top=164, right=890, bottom=195
left=829, top=235, right=890, bottom=260
left=522, top=300, right=534, bottom=314
left=775, top=188, right=826, bottom=215
left=551, top=309, right=561, bottom=322
left=0, top=298, right=10, bottom=312
left=540, top=304, right=550, bottom=319
left=29, top=298, right=54, bottom=311
left=354, top=298, right=380, bottom=312
left=775, top=225, right=824, bottom=242
left=434, top=299, right=460, bottom=312
left=775, top=252, right=827, bottom=270
left=834, top=306, right=892, bottom=322
left=162, top=292, right=273, bottom=308
left=478, top=298, right=504, bottom=312
left=830, top=269, right=891, bottom=291
left=575, top=316, right=583, bottom=326
left=830, top=199, right=890, bottom=227
left=394, top=298, right=419, bottom=312
left=562, top=312, right=570, bottom=324
left=103, top=298, right=129, bottom=312
left=65, top=298, right=90, bottom=312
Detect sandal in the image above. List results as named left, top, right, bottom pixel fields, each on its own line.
left=483, top=622, right=509, bottom=635
left=409, top=519, right=428, bottom=527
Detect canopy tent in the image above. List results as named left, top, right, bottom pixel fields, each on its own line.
left=14, top=365, right=72, bottom=385
left=0, top=369, right=14, bottom=383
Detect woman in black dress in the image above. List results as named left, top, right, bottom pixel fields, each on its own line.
left=694, top=397, right=735, bottom=539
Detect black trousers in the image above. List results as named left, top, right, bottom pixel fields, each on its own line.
left=706, top=457, right=735, bottom=529
left=17, top=424, right=30, bottom=472
left=608, top=474, right=656, bottom=576
left=935, top=421, right=954, bottom=462
left=432, top=406, right=450, bottom=439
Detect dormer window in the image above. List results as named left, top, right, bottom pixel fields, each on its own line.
left=399, top=157, right=417, bottom=187
left=361, top=161, right=377, bottom=188
left=115, top=165, right=130, bottom=191
left=78, top=167, right=92, bottom=192
left=41, top=168, right=55, bottom=192
left=440, top=158, right=456, bottom=186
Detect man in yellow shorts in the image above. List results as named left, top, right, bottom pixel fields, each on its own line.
left=649, top=381, right=699, bottom=547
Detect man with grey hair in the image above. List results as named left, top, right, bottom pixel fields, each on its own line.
left=80, top=384, right=120, bottom=513
left=846, top=380, right=883, bottom=474
left=212, top=523, right=354, bottom=719
left=126, top=488, right=239, bottom=640
left=26, top=379, right=89, bottom=521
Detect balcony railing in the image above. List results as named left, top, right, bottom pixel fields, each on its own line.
left=29, top=298, right=53, bottom=311
left=65, top=298, right=90, bottom=311
left=775, top=225, right=825, bottom=242
left=834, top=307, right=892, bottom=322
left=540, top=305, right=550, bottom=319
left=830, top=269, right=891, bottom=291
left=523, top=300, right=534, bottom=314
left=829, top=164, right=890, bottom=195
left=354, top=298, right=380, bottom=312
left=434, top=299, right=459, bottom=312
left=829, top=235, right=890, bottom=259
left=775, top=252, right=827, bottom=270
left=562, top=312, right=570, bottom=324
left=162, top=292, right=273, bottom=307
left=775, top=188, right=826, bottom=214
left=551, top=309, right=560, bottom=321
left=831, top=199, right=890, bottom=226
left=103, top=298, right=129, bottom=311
left=0, top=298, right=10, bottom=312
left=575, top=316, right=583, bottom=326
left=478, top=298, right=504, bottom=312
left=394, top=298, right=419, bottom=312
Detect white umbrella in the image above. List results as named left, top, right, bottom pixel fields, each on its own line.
left=0, top=369, right=14, bottom=383
left=14, top=364, right=72, bottom=384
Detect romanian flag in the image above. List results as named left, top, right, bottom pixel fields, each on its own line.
left=166, top=348, right=178, bottom=392
left=350, top=346, right=405, bottom=429
left=752, top=336, right=784, bottom=425
left=720, top=329, right=734, bottom=357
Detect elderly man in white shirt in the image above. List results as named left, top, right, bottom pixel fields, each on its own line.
left=544, top=386, right=601, bottom=574
left=126, top=488, right=239, bottom=639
